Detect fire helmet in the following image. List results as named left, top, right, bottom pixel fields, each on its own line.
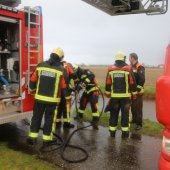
left=72, top=64, right=79, bottom=71
left=115, top=51, right=126, bottom=61
left=52, top=48, right=64, bottom=60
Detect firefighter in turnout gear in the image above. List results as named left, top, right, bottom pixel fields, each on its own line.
left=75, top=67, right=100, bottom=130
left=56, top=61, right=77, bottom=129
left=129, top=53, right=145, bottom=130
left=105, top=51, right=137, bottom=138
left=27, top=48, right=69, bottom=145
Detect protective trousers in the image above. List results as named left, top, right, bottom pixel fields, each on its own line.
left=109, top=98, right=131, bottom=132
left=29, top=100, right=57, bottom=141
left=78, top=91, right=99, bottom=120
left=131, top=94, right=143, bottom=126
left=56, top=97, right=71, bottom=123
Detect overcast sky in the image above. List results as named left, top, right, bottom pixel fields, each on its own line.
left=19, top=0, right=170, bottom=65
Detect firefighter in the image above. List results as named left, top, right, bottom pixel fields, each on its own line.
left=56, top=61, right=77, bottom=128
left=75, top=66, right=100, bottom=130
left=105, top=51, right=137, bottom=138
left=129, top=53, right=145, bottom=130
left=27, top=48, right=69, bottom=145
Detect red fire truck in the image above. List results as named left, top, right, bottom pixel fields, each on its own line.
left=156, top=44, right=170, bottom=169
left=0, top=4, right=43, bottom=124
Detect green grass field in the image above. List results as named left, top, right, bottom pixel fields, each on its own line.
left=0, top=142, right=58, bottom=170
left=80, top=109, right=164, bottom=138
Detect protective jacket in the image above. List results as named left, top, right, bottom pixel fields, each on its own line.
left=56, top=61, right=77, bottom=126
left=77, top=69, right=100, bottom=127
left=131, top=62, right=145, bottom=94
left=77, top=69, right=99, bottom=93
left=62, top=61, right=77, bottom=83
left=29, top=60, right=69, bottom=103
left=105, top=61, right=137, bottom=98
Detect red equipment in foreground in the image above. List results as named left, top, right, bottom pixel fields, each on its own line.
left=0, top=4, right=43, bottom=124
left=156, top=44, right=170, bottom=169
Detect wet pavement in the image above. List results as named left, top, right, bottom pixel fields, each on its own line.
left=0, top=98, right=161, bottom=170
left=143, top=100, right=157, bottom=121
left=0, top=119, right=161, bottom=170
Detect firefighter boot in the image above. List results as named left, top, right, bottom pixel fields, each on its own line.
left=63, top=122, right=75, bottom=128
left=91, top=117, right=99, bottom=130
left=74, top=113, right=83, bottom=122
left=43, top=140, right=57, bottom=147
left=27, top=137, right=37, bottom=145
left=110, top=131, right=116, bottom=138
left=121, top=131, right=129, bottom=139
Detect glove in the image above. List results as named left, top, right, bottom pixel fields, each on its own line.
left=105, top=92, right=110, bottom=98
left=65, top=96, right=71, bottom=104
left=137, top=86, right=144, bottom=95
left=132, top=94, right=137, bottom=100
left=68, top=87, right=74, bottom=95
left=29, top=89, right=36, bottom=95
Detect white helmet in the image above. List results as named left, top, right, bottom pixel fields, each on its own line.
left=52, top=48, right=64, bottom=60
left=115, top=51, right=126, bottom=61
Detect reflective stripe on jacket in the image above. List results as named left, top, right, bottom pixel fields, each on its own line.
left=131, top=62, right=145, bottom=94
left=79, top=69, right=99, bottom=94
left=35, top=67, right=62, bottom=102
left=105, top=63, right=137, bottom=98
left=30, top=61, right=68, bottom=103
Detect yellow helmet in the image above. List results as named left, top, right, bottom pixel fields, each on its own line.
left=115, top=51, right=126, bottom=61
left=72, top=64, right=78, bottom=71
left=52, top=48, right=64, bottom=59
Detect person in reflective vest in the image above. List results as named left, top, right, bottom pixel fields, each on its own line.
left=129, top=53, right=145, bottom=130
left=105, top=51, right=137, bottom=138
left=56, top=61, right=77, bottom=128
left=75, top=67, right=100, bottom=130
left=27, top=48, right=69, bottom=145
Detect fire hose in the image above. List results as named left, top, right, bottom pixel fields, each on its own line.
left=24, top=86, right=105, bottom=163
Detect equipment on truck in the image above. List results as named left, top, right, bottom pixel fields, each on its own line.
left=0, top=0, right=21, bottom=7
left=0, top=4, right=43, bottom=124
left=82, top=0, right=168, bottom=15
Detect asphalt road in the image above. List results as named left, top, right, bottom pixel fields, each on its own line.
left=0, top=120, right=161, bottom=170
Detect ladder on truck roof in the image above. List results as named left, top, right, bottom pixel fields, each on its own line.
left=25, top=6, right=41, bottom=94
left=82, top=0, right=168, bottom=16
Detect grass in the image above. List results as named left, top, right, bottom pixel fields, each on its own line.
left=139, top=119, right=163, bottom=137
left=0, top=142, right=58, bottom=170
left=144, top=86, right=156, bottom=100
left=78, top=109, right=164, bottom=138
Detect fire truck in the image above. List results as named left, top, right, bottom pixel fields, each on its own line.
left=0, top=1, right=43, bottom=124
